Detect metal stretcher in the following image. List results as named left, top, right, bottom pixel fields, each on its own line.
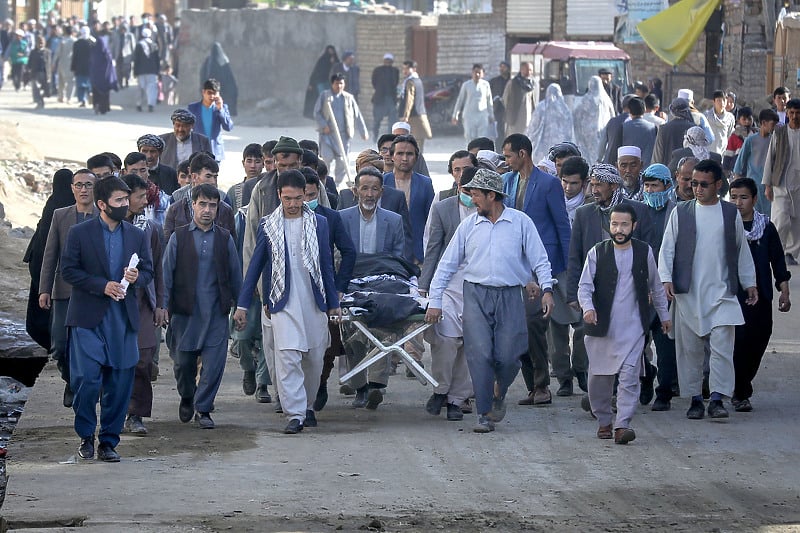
left=336, top=310, right=439, bottom=388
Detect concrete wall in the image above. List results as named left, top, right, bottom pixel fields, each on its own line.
left=178, top=8, right=359, bottom=123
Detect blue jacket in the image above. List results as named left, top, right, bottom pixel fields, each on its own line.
left=503, top=167, right=571, bottom=276
left=339, top=206, right=405, bottom=259
left=187, top=100, right=234, bottom=161
left=238, top=213, right=339, bottom=314
left=315, top=204, right=356, bottom=293
left=383, top=171, right=434, bottom=263
left=60, top=217, right=154, bottom=330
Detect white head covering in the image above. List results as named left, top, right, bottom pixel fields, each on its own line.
left=525, top=83, right=575, bottom=163
left=572, top=75, right=616, bottom=164
left=677, top=89, right=694, bottom=102
left=141, top=27, right=152, bottom=39
left=477, top=150, right=504, bottom=172
left=617, top=146, right=642, bottom=159
left=78, top=26, right=90, bottom=39
left=537, top=158, right=557, bottom=176
left=383, top=53, right=394, bottom=61
left=391, top=121, right=411, bottom=133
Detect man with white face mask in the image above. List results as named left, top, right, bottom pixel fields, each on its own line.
left=418, top=167, right=478, bottom=421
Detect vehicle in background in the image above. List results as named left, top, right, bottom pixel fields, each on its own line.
left=509, top=41, right=631, bottom=106
left=422, top=73, right=470, bottom=135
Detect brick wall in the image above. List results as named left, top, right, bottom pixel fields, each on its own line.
left=355, top=13, right=421, bottom=127
left=721, top=0, right=771, bottom=107
left=435, top=12, right=507, bottom=77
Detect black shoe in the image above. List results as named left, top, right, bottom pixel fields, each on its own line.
left=125, top=414, right=148, bottom=435
left=136, top=105, right=142, bottom=112
left=651, top=397, right=671, bottom=411
left=78, top=437, right=94, bottom=459
left=639, top=376, right=655, bottom=405
left=339, top=384, right=355, bottom=396
left=734, top=398, right=752, bottom=412
left=313, top=383, right=328, bottom=411
left=366, top=388, right=384, bottom=410
left=426, top=393, right=448, bottom=416
left=274, top=396, right=283, bottom=413
left=304, top=410, right=318, bottom=427
left=446, top=403, right=464, bottom=421
left=687, top=399, right=705, bottom=419
left=195, top=412, right=215, bottom=429
left=786, top=253, right=798, bottom=266
left=575, top=372, right=588, bottom=393
left=242, top=371, right=256, bottom=396
left=556, top=379, right=573, bottom=397
left=179, top=397, right=194, bottom=423
left=256, top=385, right=272, bottom=403
left=352, top=386, right=368, bottom=408
left=63, top=384, right=74, bottom=408
left=283, top=419, right=303, bottom=434
left=702, top=377, right=710, bottom=400
left=707, top=399, right=729, bottom=419
left=97, top=443, right=120, bottom=462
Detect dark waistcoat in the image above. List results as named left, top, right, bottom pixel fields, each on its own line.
left=171, top=225, right=233, bottom=316
left=585, top=238, right=651, bottom=338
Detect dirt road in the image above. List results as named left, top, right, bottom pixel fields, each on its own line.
left=1, top=87, right=800, bottom=532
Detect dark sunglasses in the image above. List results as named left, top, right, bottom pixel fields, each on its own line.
left=690, top=180, right=715, bottom=189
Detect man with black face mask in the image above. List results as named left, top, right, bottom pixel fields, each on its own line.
left=60, top=176, right=154, bottom=462
left=578, top=203, right=670, bottom=445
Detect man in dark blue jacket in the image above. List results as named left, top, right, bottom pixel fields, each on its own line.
left=61, top=176, right=154, bottom=462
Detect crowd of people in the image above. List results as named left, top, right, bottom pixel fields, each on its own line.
left=0, top=12, right=178, bottom=112
left=18, top=44, right=797, bottom=461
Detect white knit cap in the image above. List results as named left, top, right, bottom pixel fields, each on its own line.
left=617, top=146, right=642, bottom=159
left=391, top=121, right=411, bottom=133
left=677, top=88, right=693, bottom=102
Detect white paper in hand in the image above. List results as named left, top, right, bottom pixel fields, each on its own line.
left=119, top=253, right=139, bottom=295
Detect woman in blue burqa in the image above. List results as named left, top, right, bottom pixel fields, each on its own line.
left=201, top=42, right=239, bottom=116
left=89, top=33, right=118, bottom=115
left=526, top=83, right=575, bottom=163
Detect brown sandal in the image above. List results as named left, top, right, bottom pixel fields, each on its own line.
left=597, top=425, right=613, bottom=439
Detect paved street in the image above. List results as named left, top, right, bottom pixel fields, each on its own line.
left=2, top=87, right=800, bottom=532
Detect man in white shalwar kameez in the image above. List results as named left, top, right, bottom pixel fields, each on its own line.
left=235, top=170, right=341, bottom=434
left=658, top=159, right=758, bottom=421
left=579, top=204, right=670, bottom=445
left=451, top=64, right=495, bottom=141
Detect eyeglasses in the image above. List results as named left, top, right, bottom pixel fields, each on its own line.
left=72, top=182, right=94, bottom=190
left=690, top=180, right=714, bottom=189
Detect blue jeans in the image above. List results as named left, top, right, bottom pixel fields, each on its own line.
left=75, top=74, right=90, bottom=104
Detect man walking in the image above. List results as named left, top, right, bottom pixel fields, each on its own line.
left=133, top=27, right=159, bottom=112
left=163, top=183, right=242, bottom=428
left=763, top=98, right=800, bottom=265
left=235, top=170, right=340, bottom=434
left=188, top=78, right=234, bottom=161
left=159, top=108, right=213, bottom=170
left=502, top=61, right=536, bottom=137
left=314, top=73, right=368, bottom=185
left=60, top=176, right=154, bottom=461
left=451, top=64, right=495, bottom=142
left=426, top=169, right=554, bottom=433
left=579, top=203, right=670, bottom=444
left=659, top=159, right=758, bottom=420
left=370, top=53, right=399, bottom=139
left=39, top=169, right=99, bottom=407
left=398, top=60, right=432, bottom=151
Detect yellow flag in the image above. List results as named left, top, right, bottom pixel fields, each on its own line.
left=636, top=0, right=721, bottom=66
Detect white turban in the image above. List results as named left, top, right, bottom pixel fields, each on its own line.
left=617, top=146, right=642, bottom=160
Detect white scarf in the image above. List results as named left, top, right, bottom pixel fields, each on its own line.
left=744, top=211, right=768, bottom=242
left=565, top=192, right=585, bottom=225
left=262, top=205, right=325, bottom=307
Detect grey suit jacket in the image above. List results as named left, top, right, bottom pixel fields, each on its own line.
left=339, top=206, right=404, bottom=259
left=419, top=196, right=463, bottom=290
left=39, top=205, right=99, bottom=300
left=159, top=131, right=213, bottom=170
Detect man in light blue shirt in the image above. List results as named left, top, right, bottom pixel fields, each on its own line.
left=426, top=169, right=554, bottom=433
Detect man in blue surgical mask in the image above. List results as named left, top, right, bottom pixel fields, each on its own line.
left=640, top=163, right=680, bottom=412
left=418, top=166, right=479, bottom=421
